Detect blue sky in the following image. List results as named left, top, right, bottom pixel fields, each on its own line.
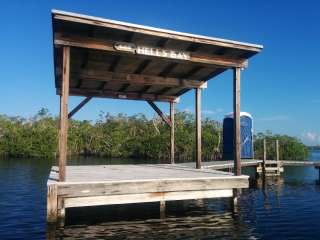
left=0, top=1, right=319, bottom=145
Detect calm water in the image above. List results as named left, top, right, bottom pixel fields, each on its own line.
left=0, top=151, right=320, bottom=240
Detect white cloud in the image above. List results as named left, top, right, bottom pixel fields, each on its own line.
left=302, top=132, right=320, bottom=145
left=257, top=115, right=289, bottom=122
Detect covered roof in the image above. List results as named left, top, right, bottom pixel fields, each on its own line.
left=52, top=10, right=263, bottom=102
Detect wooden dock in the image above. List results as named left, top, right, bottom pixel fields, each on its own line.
left=184, top=159, right=319, bottom=169
left=47, top=164, right=249, bottom=222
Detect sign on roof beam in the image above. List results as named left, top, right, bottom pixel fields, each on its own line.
left=114, top=42, right=190, bottom=60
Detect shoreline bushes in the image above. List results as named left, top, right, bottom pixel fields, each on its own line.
left=0, top=108, right=309, bottom=160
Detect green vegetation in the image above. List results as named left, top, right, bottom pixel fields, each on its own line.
left=0, top=108, right=309, bottom=161
left=254, top=131, right=309, bottom=160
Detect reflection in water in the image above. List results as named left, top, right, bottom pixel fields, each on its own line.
left=47, top=200, right=257, bottom=240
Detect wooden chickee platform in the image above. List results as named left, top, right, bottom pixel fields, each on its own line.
left=47, top=164, right=248, bottom=222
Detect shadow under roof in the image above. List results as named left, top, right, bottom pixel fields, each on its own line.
left=52, top=10, right=263, bottom=102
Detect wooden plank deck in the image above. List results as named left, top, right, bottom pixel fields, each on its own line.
left=47, top=164, right=249, bottom=222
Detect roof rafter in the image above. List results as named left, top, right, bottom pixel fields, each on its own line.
left=57, top=88, right=179, bottom=103
left=71, top=69, right=207, bottom=89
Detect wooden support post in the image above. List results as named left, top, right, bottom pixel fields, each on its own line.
left=233, top=67, right=241, bottom=176
left=68, top=96, right=92, bottom=119
left=170, top=101, right=175, bottom=164
left=59, top=46, right=70, bottom=182
left=47, top=184, right=57, bottom=223
left=195, top=88, right=202, bottom=169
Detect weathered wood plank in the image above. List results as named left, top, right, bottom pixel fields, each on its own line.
left=72, top=69, right=207, bottom=88
left=64, top=189, right=233, bottom=208
left=233, top=68, right=241, bottom=176
left=57, top=176, right=248, bottom=198
left=62, top=88, right=180, bottom=103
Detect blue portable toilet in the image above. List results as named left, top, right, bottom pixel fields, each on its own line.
left=222, top=112, right=253, bottom=160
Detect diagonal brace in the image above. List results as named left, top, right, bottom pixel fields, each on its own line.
left=147, top=101, right=171, bottom=127
left=68, top=96, right=92, bottom=119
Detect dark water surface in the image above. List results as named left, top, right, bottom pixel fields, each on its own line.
left=1, top=151, right=320, bottom=239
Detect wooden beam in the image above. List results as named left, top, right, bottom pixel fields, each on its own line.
left=195, top=88, right=202, bottom=169
left=68, top=96, right=92, bottom=119
left=233, top=67, right=241, bottom=176
left=72, top=69, right=207, bottom=89
left=54, top=35, right=248, bottom=68
left=64, top=189, right=233, bottom=208
left=57, top=177, right=249, bottom=197
left=59, top=46, right=70, bottom=182
left=170, top=101, right=175, bottom=164
left=62, top=88, right=179, bottom=103
left=147, top=101, right=171, bottom=127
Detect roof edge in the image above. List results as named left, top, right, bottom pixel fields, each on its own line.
left=52, top=9, right=263, bottom=51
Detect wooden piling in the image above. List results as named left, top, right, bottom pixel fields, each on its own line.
left=47, top=183, right=58, bottom=223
